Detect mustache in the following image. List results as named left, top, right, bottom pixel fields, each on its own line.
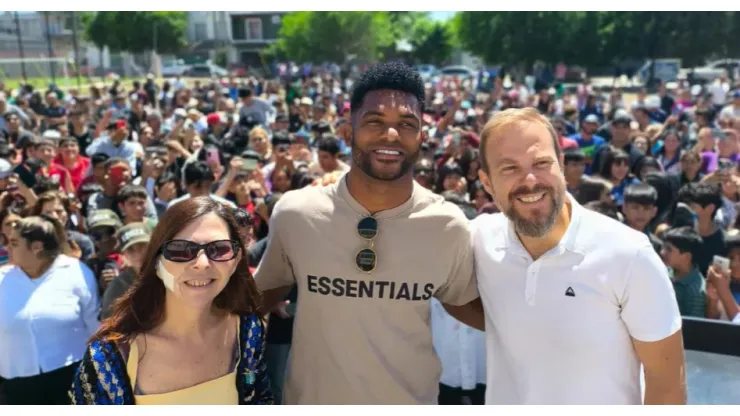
left=509, top=184, right=554, bottom=199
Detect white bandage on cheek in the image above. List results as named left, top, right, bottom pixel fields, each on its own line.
left=156, top=258, right=177, bottom=292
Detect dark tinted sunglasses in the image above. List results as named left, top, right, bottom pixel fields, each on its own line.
left=91, top=227, right=116, bottom=241
left=356, top=216, right=378, bottom=273
left=161, top=239, right=240, bottom=263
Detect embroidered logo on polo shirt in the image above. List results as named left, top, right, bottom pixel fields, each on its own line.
left=565, top=287, right=575, bottom=297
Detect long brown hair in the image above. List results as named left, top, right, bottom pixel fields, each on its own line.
left=94, top=196, right=262, bottom=343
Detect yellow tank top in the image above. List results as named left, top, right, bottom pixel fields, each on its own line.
left=126, top=322, right=240, bottom=405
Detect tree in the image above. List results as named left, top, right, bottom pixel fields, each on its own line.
left=409, top=20, right=455, bottom=66
left=453, top=11, right=740, bottom=73
left=273, top=12, right=394, bottom=63
left=83, top=12, right=188, bottom=55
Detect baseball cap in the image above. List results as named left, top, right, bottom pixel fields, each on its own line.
left=583, top=114, right=600, bottom=124
left=613, top=110, right=633, bottom=124
left=0, top=158, right=11, bottom=179
left=87, top=209, right=122, bottom=230
left=116, top=222, right=151, bottom=252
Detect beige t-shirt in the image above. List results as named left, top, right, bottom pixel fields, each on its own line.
left=254, top=175, right=478, bottom=404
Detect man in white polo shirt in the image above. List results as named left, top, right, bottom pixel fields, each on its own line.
left=471, top=108, right=686, bottom=404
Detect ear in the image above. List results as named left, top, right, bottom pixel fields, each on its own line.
left=649, top=205, right=658, bottom=219
left=477, top=168, right=494, bottom=198
left=30, top=240, right=44, bottom=255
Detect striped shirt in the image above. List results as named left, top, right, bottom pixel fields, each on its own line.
left=672, top=268, right=706, bottom=318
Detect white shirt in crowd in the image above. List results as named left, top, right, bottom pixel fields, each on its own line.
left=430, top=298, right=486, bottom=390
left=0, top=255, right=100, bottom=379
left=472, top=195, right=681, bottom=404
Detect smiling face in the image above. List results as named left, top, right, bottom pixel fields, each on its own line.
left=479, top=112, right=566, bottom=238
left=351, top=89, right=423, bottom=181
left=158, top=212, right=240, bottom=308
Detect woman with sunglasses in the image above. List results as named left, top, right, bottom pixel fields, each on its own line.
left=0, top=215, right=99, bottom=404
left=70, top=196, right=273, bottom=405
left=597, top=148, right=640, bottom=207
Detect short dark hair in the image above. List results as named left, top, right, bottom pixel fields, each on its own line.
left=663, top=226, right=702, bottom=259
left=103, top=157, right=129, bottom=171
left=584, top=200, right=620, bottom=220
left=623, top=183, right=658, bottom=207
left=117, top=184, right=148, bottom=204
left=183, top=161, right=215, bottom=187
left=563, top=147, right=586, bottom=164
left=232, top=207, right=253, bottom=228
left=317, top=135, right=341, bottom=156
left=350, top=62, right=425, bottom=114
left=156, top=172, right=179, bottom=189
left=677, top=183, right=722, bottom=218
left=91, top=152, right=110, bottom=167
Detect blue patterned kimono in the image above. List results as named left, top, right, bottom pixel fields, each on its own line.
left=69, top=313, right=273, bottom=405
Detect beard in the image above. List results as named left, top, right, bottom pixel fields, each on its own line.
left=504, top=183, right=564, bottom=238
left=351, top=137, right=419, bottom=181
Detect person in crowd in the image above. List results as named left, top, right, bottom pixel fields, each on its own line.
left=32, top=191, right=95, bottom=262
left=101, top=222, right=151, bottom=319
left=597, top=148, right=640, bottom=207
left=622, top=183, right=659, bottom=235
left=85, top=114, right=138, bottom=175
left=87, top=157, right=158, bottom=220
left=69, top=197, right=272, bottom=404
left=432, top=194, right=486, bottom=405
left=85, top=209, right=124, bottom=294
left=660, top=226, right=706, bottom=318
left=677, top=183, right=728, bottom=274
left=570, top=113, right=606, bottom=174
left=308, top=135, right=351, bottom=177
left=470, top=108, right=685, bottom=404
left=599, top=111, right=646, bottom=175
left=54, top=136, right=91, bottom=191
left=169, top=161, right=236, bottom=209
left=0, top=216, right=99, bottom=404
left=254, top=62, right=479, bottom=404
left=117, top=184, right=158, bottom=229
left=654, top=129, right=684, bottom=175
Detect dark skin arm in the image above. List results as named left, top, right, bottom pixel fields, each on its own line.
left=442, top=297, right=485, bottom=331
left=258, top=285, right=293, bottom=316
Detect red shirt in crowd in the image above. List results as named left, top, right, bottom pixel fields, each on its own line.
left=52, top=155, right=91, bottom=192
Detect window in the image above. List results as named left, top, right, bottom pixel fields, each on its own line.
left=194, top=22, right=207, bottom=41
left=246, top=18, right=262, bottom=41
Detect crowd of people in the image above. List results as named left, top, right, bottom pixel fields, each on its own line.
left=0, top=58, right=737, bottom=405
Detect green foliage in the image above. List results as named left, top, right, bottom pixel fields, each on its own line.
left=83, top=12, right=188, bottom=54
left=454, top=11, right=740, bottom=68
left=274, top=12, right=394, bottom=63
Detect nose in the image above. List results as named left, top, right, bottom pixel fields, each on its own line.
left=190, top=249, right=211, bottom=270
left=522, top=171, right=538, bottom=187
left=385, top=126, right=400, bottom=141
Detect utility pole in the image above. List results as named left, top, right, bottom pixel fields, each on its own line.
left=44, top=11, right=56, bottom=84
left=13, top=11, right=28, bottom=83
left=71, top=11, right=81, bottom=87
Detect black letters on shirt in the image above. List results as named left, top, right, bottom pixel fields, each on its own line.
left=304, top=275, right=434, bottom=301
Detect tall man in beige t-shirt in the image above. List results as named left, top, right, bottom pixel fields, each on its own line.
left=255, top=62, right=480, bottom=404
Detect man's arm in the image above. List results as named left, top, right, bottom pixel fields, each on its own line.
left=632, top=330, right=687, bottom=405
left=442, top=297, right=485, bottom=331
left=619, top=244, right=686, bottom=404
left=253, top=199, right=297, bottom=313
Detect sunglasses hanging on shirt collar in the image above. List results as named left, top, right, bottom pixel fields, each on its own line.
left=356, top=216, right=378, bottom=273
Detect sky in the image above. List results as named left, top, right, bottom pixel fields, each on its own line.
left=429, top=11, right=456, bottom=21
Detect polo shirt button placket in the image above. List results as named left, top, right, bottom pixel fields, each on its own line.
left=524, top=262, right=539, bottom=306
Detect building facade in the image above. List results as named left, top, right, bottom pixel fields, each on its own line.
left=186, top=11, right=286, bottom=69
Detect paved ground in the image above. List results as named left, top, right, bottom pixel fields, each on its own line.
left=685, top=350, right=740, bottom=404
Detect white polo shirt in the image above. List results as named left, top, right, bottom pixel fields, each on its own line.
left=472, top=196, right=681, bottom=404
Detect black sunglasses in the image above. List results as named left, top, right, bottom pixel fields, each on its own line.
left=356, top=216, right=378, bottom=273
left=161, top=239, right=240, bottom=263
left=90, top=227, right=116, bottom=241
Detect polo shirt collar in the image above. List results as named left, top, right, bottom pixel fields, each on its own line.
left=501, top=192, right=586, bottom=258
